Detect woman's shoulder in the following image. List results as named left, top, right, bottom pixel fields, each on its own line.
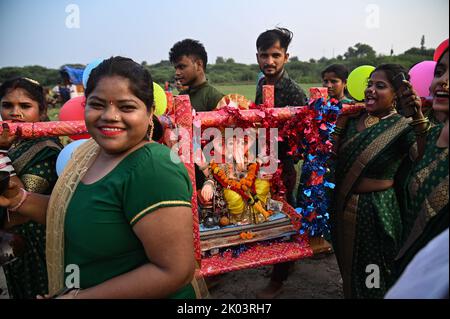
left=13, top=137, right=62, bottom=153
left=28, top=137, right=63, bottom=159
left=9, top=137, right=62, bottom=168
left=124, top=142, right=188, bottom=177
left=31, top=137, right=63, bottom=149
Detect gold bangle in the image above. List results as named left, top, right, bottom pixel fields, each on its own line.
left=410, top=117, right=429, bottom=126
left=414, top=122, right=431, bottom=137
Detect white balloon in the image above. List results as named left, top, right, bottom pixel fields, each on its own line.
left=56, top=139, right=89, bottom=176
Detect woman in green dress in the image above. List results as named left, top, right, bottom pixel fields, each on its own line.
left=0, top=77, right=62, bottom=299
left=0, top=57, right=200, bottom=299
left=331, top=64, right=417, bottom=298
left=395, top=46, right=449, bottom=278
left=322, top=64, right=353, bottom=104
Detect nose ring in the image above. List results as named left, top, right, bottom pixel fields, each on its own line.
left=12, top=112, right=24, bottom=119
left=114, top=115, right=119, bottom=121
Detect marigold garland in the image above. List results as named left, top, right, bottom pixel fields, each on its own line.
left=210, top=161, right=272, bottom=219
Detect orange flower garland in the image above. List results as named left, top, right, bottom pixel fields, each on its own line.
left=211, top=161, right=258, bottom=198
left=210, top=161, right=273, bottom=220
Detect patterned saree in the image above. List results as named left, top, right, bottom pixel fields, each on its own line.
left=396, top=124, right=449, bottom=276
left=1, top=137, right=62, bottom=299
left=332, top=114, right=414, bottom=298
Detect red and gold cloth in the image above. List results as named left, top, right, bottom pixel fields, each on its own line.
left=262, top=85, right=275, bottom=108
left=309, top=87, right=328, bottom=100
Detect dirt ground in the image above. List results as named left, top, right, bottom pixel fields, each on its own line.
left=209, top=253, right=344, bottom=299
left=1, top=253, right=343, bottom=299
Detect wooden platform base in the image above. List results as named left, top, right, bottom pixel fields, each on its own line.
left=309, top=237, right=333, bottom=255
left=200, top=224, right=296, bottom=253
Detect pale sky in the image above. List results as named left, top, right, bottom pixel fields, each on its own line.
left=0, top=0, right=448, bottom=68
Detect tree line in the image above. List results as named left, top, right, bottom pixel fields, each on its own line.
left=0, top=42, right=435, bottom=88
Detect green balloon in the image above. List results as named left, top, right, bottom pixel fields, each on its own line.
left=347, top=65, right=375, bottom=101
left=153, top=82, right=168, bottom=116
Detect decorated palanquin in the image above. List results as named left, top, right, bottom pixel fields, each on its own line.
left=162, top=86, right=364, bottom=277
left=0, top=86, right=364, bottom=277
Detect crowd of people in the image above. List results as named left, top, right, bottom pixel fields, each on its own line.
left=0, top=27, right=448, bottom=299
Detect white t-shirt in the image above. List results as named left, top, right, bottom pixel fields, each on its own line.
left=385, top=228, right=449, bottom=299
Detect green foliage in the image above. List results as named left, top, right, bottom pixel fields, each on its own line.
left=0, top=65, right=60, bottom=87
left=0, top=43, right=435, bottom=88
left=344, top=43, right=377, bottom=59
left=216, top=57, right=225, bottom=64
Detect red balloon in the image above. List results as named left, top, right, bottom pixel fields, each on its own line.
left=434, top=39, right=449, bottom=62
left=59, top=96, right=91, bottom=140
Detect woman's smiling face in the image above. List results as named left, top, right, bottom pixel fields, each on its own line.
left=365, top=70, right=396, bottom=116
left=85, top=75, right=152, bottom=154
left=431, top=51, right=449, bottom=115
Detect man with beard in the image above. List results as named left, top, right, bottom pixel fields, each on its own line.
left=255, top=27, right=308, bottom=299
left=169, top=39, right=224, bottom=112
left=255, top=28, right=307, bottom=107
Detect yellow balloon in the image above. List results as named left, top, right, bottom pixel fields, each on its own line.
left=153, top=82, right=167, bottom=116
left=347, top=65, right=375, bottom=101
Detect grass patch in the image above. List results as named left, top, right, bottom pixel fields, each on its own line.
left=48, top=108, right=60, bottom=121
left=215, top=83, right=322, bottom=101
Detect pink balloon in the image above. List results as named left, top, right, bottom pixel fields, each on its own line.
left=408, top=61, right=437, bottom=98
left=59, top=96, right=91, bottom=140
